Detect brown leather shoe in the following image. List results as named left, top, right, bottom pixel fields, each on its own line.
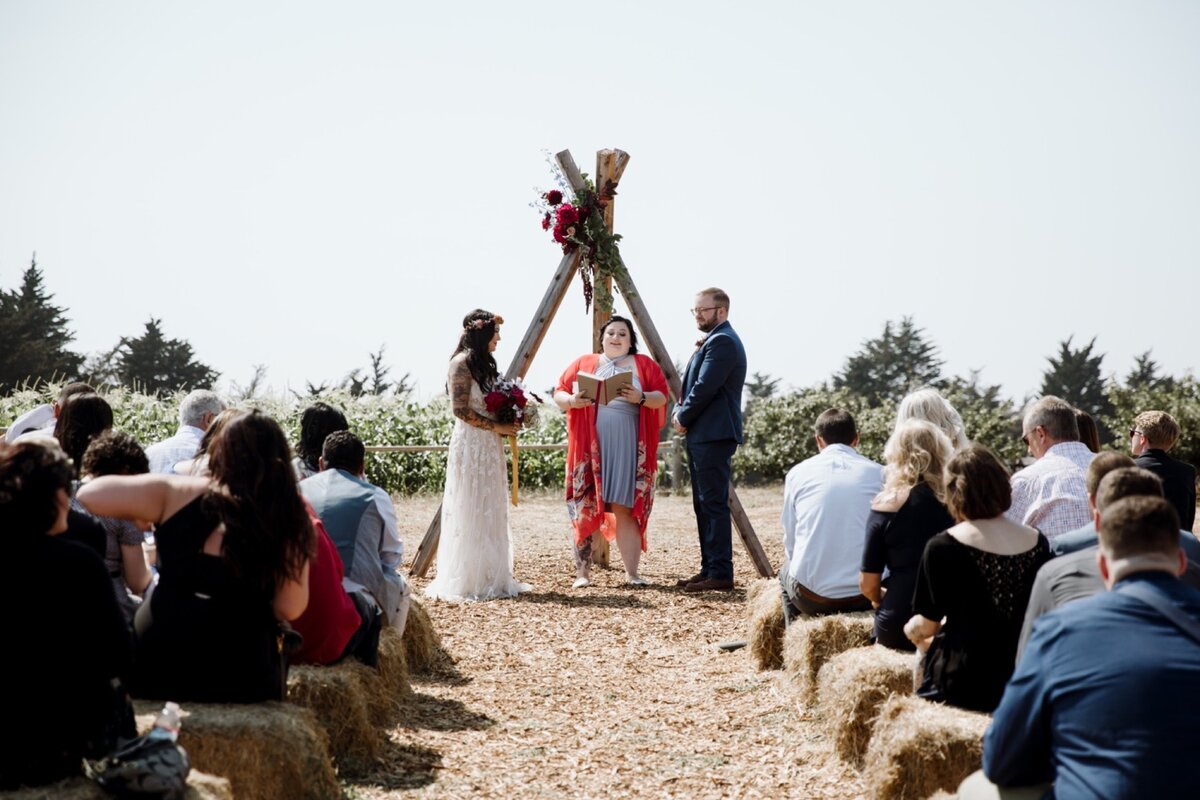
left=676, top=572, right=706, bottom=588
left=684, top=577, right=734, bottom=593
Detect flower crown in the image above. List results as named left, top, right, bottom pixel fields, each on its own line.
left=465, top=314, right=503, bottom=331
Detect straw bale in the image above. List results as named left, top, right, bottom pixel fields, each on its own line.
left=377, top=625, right=414, bottom=700
left=817, top=645, right=918, bottom=765
left=4, top=770, right=232, bottom=800
left=403, top=597, right=455, bottom=674
left=863, top=694, right=990, bottom=800
left=745, top=577, right=785, bottom=670
left=782, top=612, right=875, bottom=707
left=134, top=700, right=340, bottom=800
left=288, top=662, right=383, bottom=776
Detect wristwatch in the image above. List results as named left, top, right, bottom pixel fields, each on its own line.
left=637, top=393, right=646, bottom=406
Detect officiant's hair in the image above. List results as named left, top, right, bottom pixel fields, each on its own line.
left=599, top=316, right=639, bottom=355
left=454, top=309, right=500, bottom=390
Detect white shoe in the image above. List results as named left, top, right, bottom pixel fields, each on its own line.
left=572, top=577, right=591, bottom=589
left=626, top=575, right=648, bottom=586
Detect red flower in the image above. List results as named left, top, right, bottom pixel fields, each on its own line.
left=553, top=222, right=570, bottom=245
left=541, top=213, right=551, bottom=231
left=484, top=391, right=506, bottom=413
left=510, top=388, right=527, bottom=407
left=545, top=190, right=563, bottom=206
left=555, top=204, right=579, bottom=227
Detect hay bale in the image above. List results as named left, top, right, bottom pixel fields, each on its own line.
left=377, top=625, right=414, bottom=701
left=404, top=597, right=455, bottom=674
left=817, top=645, right=918, bottom=765
left=4, top=770, right=232, bottom=800
left=782, top=612, right=875, bottom=707
left=134, top=700, right=340, bottom=800
left=288, top=662, right=383, bottom=776
left=862, top=694, right=990, bottom=800
left=745, top=578, right=786, bottom=670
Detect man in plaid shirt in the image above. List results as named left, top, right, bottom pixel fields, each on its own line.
left=1006, top=396, right=1096, bottom=542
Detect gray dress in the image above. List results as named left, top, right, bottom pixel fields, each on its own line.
left=594, top=356, right=641, bottom=508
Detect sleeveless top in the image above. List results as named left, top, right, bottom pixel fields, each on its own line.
left=130, top=495, right=283, bottom=703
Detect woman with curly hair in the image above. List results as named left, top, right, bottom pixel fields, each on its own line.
left=77, top=410, right=315, bottom=702
left=425, top=309, right=530, bottom=601
left=859, top=419, right=955, bottom=650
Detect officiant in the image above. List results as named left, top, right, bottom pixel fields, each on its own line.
left=554, top=315, right=669, bottom=589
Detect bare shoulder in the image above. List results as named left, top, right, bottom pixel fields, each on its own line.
left=872, top=486, right=910, bottom=513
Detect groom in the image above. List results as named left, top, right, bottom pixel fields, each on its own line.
left=673, top=287, right=747, bottom=592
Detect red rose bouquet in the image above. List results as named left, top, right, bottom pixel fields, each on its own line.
left=483, top=378, right=542, bottom=506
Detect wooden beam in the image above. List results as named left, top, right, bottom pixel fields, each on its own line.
left=613, top=262, right=774, bottom=579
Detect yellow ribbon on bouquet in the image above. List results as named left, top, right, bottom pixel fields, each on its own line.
left=509, top=434, right=519, bottom=506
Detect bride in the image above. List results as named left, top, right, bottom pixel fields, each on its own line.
left=425, top=309, right=532, bottom=601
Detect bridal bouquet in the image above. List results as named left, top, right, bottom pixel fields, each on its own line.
left=484, top=378, right=543, bottom=506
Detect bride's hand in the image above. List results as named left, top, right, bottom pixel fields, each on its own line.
left=495, top=422, right=519, bottom=437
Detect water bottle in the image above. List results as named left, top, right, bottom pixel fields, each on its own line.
left=148, top=701, right=182, bottom=742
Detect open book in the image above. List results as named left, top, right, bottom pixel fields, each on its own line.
left=576, top=370, right=633, bottom=406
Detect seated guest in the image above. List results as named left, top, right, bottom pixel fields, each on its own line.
left=293, top=401, right=349, bottom=481
left=1051, top=451, right=1137, bottom=556
left=3, top=382, right=94, bottom=443
left=300, top=431, right=411, bottom=634
left=905, top=445, right=1050, bottom=713
left=54, top=392, right=113, bottom=474
left=962, top=496, right=1200, bottom=800
left=171, top=407, right=238, bottom=477
left=0, top=440, right=134, bottom=789
left=77, top=410, right=315, bottom=703
left=72, top=431, right=154, bottom=625
left=1130, top=410, right=1196, bottom=531
left=779, top=409, right=882, bottom=621
left=1075, top=408, right=1101, bottom=453
left=894, top=387, right=970, bottom=451
left=144, top=389, right=225, bottom=474
left=291, top=511, right=382, bottom=666
left=860, top=420, right=955, bottom=650
left=1017, top=466, right=1200, bottom=659
left=1006, top=396, right=1095, bottom=541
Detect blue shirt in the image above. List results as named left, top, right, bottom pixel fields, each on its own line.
left=1053, top=520, right=1200, bottom=562
left=984, top=572, right=1200, bottom=798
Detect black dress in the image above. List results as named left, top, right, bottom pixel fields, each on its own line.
left=861, top=483, right=954, bottom=651
left=130, top=495, right=284, bottom=703
left=912, top=531, right=1051, bottom=713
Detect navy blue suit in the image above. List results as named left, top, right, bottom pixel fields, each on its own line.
left=984, top=572, right=1200, bottom=798
left=676, top=320, right=746, bottom=581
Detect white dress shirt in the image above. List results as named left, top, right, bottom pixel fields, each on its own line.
left=4, top=404, right=56, bottom=443
left=782, top=443, right=883, bottom=598
left=1005, top=441, right=1096, bottom=541
left=145, top=425, right=206, bottom=474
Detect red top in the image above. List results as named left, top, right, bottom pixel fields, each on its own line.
left=290, top=505, right=361, bottom=665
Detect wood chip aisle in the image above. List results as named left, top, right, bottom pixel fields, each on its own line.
left=347, top=487, right=866, bottom=799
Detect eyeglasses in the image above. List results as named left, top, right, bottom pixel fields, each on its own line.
left=1129, top=428, right=1145, bottom=438
left=1021, top=426, right=1043, bottom=447
left=691, top=306, right=720, bottom=316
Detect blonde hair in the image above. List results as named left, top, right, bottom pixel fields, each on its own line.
left=895, top=388, right=969, bottom=451
left=879, top=419, right=954, bottom=502
left=1134, top=410, right=1181, bottom=450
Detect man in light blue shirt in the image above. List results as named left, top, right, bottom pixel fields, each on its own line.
left=780, top=408, right=882, bottom=620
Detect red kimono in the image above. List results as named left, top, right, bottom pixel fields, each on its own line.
left=556, top=353, right=668, bottom=551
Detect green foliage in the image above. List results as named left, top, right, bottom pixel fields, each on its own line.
left=834, top=317, right=943, bottom=407
left=1125, top=350, right=1175, bottom=392
left=941, top=372, right=1024, bottom=465
left=1040, top=336, right=1114, bottom=440
left=113, top=318, right=220, bottom=395
left=0, top=256, right=84, bottom=391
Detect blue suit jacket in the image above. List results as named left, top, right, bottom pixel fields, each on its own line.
left=677, top=321, right=747, bottom=444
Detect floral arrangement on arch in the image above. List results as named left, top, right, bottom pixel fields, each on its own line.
left=532, top=156, right=629, bottom=313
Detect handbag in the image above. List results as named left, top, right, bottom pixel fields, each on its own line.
left=84, top=733, right=191, bottom=799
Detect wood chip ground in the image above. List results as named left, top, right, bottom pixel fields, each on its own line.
left=347, top=486, right=868, bottom=799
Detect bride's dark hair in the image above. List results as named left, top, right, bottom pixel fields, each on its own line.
left=452, top=309, right=502, bottom=391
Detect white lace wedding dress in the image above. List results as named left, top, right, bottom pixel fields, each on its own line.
left=425, top=382, right=531, bottom=601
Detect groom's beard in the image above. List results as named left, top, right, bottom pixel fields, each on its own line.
left=698, top=318, right=720, bottom=333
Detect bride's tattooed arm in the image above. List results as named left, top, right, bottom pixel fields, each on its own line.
left=449, top=356, right=505, bottom=432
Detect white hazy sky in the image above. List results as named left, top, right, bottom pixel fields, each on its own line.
left=2, top=1, right=1198, bottom=402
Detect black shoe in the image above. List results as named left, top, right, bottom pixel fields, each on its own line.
left=675, top=572, right=705, bottom=588
left=684, top=577, right=734, bottom=593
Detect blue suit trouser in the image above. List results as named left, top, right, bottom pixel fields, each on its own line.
left=686, top=438, right=737, bottom=581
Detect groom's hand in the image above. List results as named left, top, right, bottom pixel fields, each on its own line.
left=672, top=412, right=687, bottom=434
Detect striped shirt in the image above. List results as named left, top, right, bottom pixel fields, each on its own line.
left=1006, top=441, right=1096, bottom=541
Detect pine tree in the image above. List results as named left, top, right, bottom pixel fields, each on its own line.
left=744, top=371, right=781, bottom=416
left=116, top=318, right=220, bottom=395
left=0, top=255, right=84, bottom=391
left=1125, top=350, right=1175, bottom=391
left=1040, top=336, right=1114, bottom=438
left=834, top=317, right=944, bottom=406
